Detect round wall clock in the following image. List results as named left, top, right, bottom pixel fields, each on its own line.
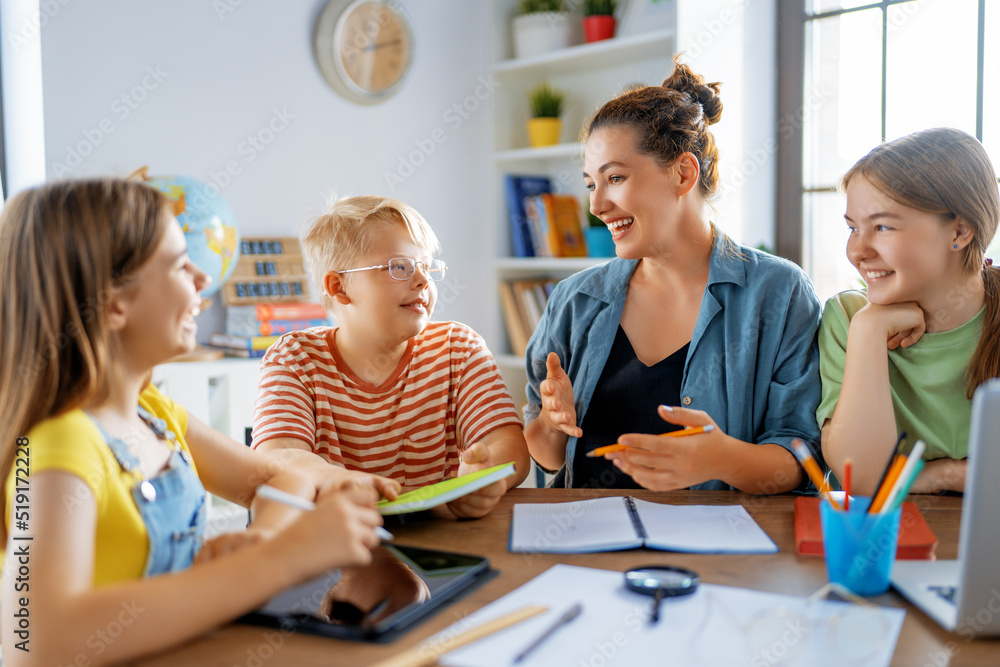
left=313, top=0, right=414, bottom=105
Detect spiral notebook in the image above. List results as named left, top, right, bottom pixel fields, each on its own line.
left=509, top=496, right=778, bottom=554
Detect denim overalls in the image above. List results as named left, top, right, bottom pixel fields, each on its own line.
left=92, top=407, right=206, bottom=576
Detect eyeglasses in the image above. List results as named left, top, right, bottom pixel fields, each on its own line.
left=336, top=257, right=447, bottom=282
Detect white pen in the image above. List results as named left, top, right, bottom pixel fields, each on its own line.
left=255, top=484, right=394, bottom=541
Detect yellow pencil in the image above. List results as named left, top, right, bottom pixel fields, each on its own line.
left=586, top=425, right=715, bottom=457
left=791, top=439, right=842, bottom=510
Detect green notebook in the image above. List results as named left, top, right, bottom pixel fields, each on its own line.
left=377, top=462, right=516, bottom=515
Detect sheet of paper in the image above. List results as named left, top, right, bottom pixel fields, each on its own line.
left=438, top=565, right=904, bottom=667
left=510, top=496, right=642, bottom=553
left=631, top=498, right=779, bottom=554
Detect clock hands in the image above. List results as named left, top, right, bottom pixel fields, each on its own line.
left=363, top=37, right=403, bottom=52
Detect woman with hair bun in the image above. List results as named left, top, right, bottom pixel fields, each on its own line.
left=819, top=128, right=1000, bottom=495
left=524, top=58, right=823, bottom=492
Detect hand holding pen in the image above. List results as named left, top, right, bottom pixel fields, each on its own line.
left=600, top=406, right=731, bottom=491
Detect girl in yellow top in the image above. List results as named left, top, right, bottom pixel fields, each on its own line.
left=0, top=179, right=398, bottom=665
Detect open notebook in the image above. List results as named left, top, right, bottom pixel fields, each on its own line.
left=509, top=496, right=778, bottom=554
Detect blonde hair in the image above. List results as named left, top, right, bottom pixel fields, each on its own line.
left=842, top=128, right=1000, bottom=397
left=302, top=195, right=441, bottom=309
left=0, top=179, right=172, bottom=540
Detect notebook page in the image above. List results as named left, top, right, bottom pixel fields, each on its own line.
left=510, top=497, right=643, bottom=553
left=631, top=499, right=778, bottom=554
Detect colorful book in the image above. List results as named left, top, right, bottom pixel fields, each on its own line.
left=376, top=463, right=516, bottom=515
left=524, top=194, right=588, bottom=257
left=226, top=302, right=328, bottom=321
left=209, top=332, right=281, bottom=351
left=498, top=281, right=530, bottom=357
left=793, top=496, right=938, bottom=559
left=503, top=174, right=552, bottom=257
left=225, top=317, right=330, bottom=337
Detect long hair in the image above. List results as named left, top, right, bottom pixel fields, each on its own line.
left=842, top=128, right=1000, bottom=397
left=0, top=179, right=171, bottom=540
left=583, top=54, right=724, bottom=201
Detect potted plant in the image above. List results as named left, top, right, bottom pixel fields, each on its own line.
left=581, top=0, right=617, bottom=43
left=512, top=0, right=572, bottom=59
left=585, top=208, right=616, bottom=257
left=526, top=83, right=565, bottom=148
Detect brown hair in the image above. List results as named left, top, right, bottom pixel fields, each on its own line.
left=583, top=55, right=724, bottom=201
left=0, top=179, right=171, bottom=540
left=842, top=127, right=1000, bottom=397
left=302, top=195, right=441, bottom=310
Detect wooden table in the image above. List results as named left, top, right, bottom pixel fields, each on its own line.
left=137, top=489, right=996, bottom=666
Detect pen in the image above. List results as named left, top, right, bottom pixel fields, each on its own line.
left=791, top=439, right=842, bottom=511
left=513, top=602, right=582, bottom=663
left=256, top=484, right=394, bottom=542
left=843, top=458, right=852, bottom=512
left=586, top=425, right=715, bottom=457
left=880, top=440, right=925, bottom=514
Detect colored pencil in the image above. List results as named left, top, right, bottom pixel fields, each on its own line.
left=585, top=425, right=715, bottom=457
left=791, top=439, right=842, bottom=511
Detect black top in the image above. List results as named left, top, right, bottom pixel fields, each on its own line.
left=559, top=325, right=689, bottom=489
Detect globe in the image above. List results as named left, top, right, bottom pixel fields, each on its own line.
left=145, top=175, right=240, bottom=298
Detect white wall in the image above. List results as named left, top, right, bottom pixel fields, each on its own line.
left=39, top=0, right=494, bottom=339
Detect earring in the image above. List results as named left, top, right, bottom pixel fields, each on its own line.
left=954, top=244, right=959, bottom=250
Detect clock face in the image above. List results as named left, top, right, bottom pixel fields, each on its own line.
left=315, top=0, right=414, bottom=104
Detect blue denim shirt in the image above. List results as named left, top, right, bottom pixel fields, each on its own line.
left=524, top=237, right=823, bottom=490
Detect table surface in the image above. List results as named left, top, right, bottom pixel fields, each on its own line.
left=137, top=489, right=995, bottom=666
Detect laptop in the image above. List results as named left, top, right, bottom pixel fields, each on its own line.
left=890, top=379, right=1000, bottom=637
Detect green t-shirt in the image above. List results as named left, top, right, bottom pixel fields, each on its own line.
left=816, top=290, right=984, bottom=461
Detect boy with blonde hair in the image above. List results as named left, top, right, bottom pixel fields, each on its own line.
left=253, top=195, right=529, bottom=518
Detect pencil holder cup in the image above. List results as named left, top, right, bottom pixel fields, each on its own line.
left=819, top=496, right=901, bottom=596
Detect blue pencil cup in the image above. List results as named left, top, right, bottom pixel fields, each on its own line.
left=819, top=496, right=901, bottom=596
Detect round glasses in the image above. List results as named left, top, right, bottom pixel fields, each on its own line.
left=337, top=257, right=447, bottom=282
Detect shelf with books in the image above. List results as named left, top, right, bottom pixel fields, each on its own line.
left=489, top=1, right=676, bottom=409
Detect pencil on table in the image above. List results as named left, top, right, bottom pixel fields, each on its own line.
left=843, top=458, right=852, bottom=511
left=586, top=425, right=715, bottom=457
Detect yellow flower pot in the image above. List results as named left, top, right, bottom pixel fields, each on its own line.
left=527, top=117, right=562, bottom=148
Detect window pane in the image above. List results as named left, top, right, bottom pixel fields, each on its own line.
left=984, top=2, right=1000, bottom=169
left=804, top=9, right=883, bottom=188
left=884, top=0, right=978, bottom=140
left=804, top=192, right=860, bottom=302
left=808, top=0, right=877, bottom=15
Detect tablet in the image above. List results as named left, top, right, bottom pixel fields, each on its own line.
left=239, top=544, right=495, bottom=642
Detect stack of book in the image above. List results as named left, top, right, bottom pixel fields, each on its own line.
left=503, top=176, right=588, bottom=258
left=498, top=278, right=558, bottom=357
left=524, top=193, right=588, bottom=258
left=210, top=301, right=331, bottom=358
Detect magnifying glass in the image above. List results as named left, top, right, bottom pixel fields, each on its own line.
left=624, top=566, right=700, bottom=624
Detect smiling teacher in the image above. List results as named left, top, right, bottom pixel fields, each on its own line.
left=523, top=58, right=822, bottom=493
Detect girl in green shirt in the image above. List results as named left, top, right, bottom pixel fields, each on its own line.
left=819, top=128, right=1000, bottom=495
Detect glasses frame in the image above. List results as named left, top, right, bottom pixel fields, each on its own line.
left=336, top=257, right=447, bottom=282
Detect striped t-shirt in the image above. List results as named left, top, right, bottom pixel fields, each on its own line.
left=252, top=321, right=522, bottom=489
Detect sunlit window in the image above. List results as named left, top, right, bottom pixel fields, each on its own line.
left=798, top=0, right=998, bottom=301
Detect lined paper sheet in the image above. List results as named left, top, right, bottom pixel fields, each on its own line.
left=510, top=497, right=642, bottom=553
left=631, top=498, right=778, bottom=554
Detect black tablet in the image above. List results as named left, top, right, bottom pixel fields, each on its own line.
left=239, top=544, right=495, bottom=642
